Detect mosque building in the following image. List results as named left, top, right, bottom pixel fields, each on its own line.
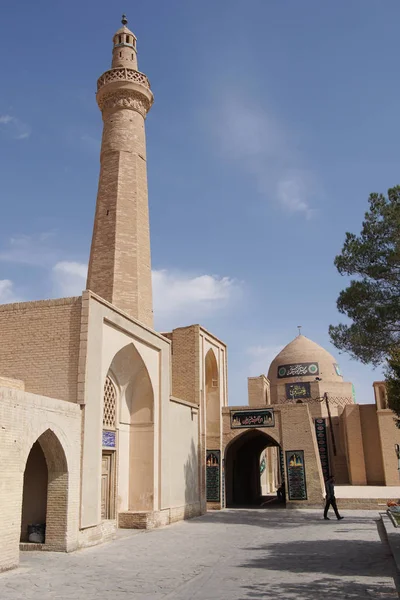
left=0, top=16, right=399, bottom=572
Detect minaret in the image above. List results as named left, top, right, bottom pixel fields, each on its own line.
left=86, top=15, right=154, bottom=327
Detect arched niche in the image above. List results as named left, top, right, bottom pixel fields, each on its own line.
left=107, top=343, right=154, bottom=512
left=224, top=429, right=280, bottom=507
left=20, top=429, right=68, bottom=549
left=205, top=349, right=220, bottom=439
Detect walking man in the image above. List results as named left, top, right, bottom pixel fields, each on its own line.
left=324, top=475, right=344, bottom=520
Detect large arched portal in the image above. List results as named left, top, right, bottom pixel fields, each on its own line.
left=20, top=429, right=68, bottom=548
left=225, top=429, right=280, bottom=507
left=107, top=343, right=154, bottom=514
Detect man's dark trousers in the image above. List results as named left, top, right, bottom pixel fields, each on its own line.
left=324, top=496, right=340, bottom=519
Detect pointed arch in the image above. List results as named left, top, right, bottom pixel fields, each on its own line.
left=105, top=342, right=155, bottom=513
left=205, top=348, right=220, bottom=438
left=224, top=429, right=280, bottom=507
left=20, top=428, right=69, bottom=550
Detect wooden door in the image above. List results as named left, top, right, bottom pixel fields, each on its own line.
left=101, top=453, right=113, bottom=520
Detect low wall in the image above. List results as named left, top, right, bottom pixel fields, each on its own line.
left=119, top=502, right=202, bottom=529
left=0, top=387, right=81, bottom=571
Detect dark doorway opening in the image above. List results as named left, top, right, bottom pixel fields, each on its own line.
left=20, top=441, right=48, bottom=542
left=20, top=429, right=69, bottom=550
left=225, top=429, right=281, bottom=507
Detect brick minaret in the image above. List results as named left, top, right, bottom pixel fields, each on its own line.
left=87, top=15, right=154, bottom=327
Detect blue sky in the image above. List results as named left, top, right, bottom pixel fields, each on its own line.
left=1, top=1, right=398, bottom=405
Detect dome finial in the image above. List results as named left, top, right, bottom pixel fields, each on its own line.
left=297, top=325, right=302, bottom=336
left=121, top=14, right=128, bottom=26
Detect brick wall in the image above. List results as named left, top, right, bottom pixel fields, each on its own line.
left=167, top=326, right=200, bottom=405
left=377, top=410, right=400, bottom=485
left=0, top=297, right=82, bottom=403
left=248, top=376, right=270, bottom=406
left=359, top=405, right=385, bottom=485
left=342, top=405, right=367, bottom=485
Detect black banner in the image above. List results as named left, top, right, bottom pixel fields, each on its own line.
left=286, top=450, right=307, bottom=500
left=315, top=418, right=329, bottom=480
left=279, top=448, right=285, bottom=484
left=230, top=409, right=275, bottom=429
left=277, top=363, right=319, bottom=379
left=285, top=382, right=311, bottom=400
left=206, top=450, right=220, bottom=502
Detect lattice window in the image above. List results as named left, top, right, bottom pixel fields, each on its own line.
left=103, top=376, right=116, bottom=429
left=97, top=68, right=150, bottom=91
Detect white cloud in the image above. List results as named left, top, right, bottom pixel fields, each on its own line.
left=0, top=233, right=58, bottom=266
left=211, top=94, right=318, bottom=218
left=152, top=269, right=241, bottom=330
left=246, top=344, right=284, bottom=377
left=0, top=114, right=31, bottom=140
left=0, top=279, right=20, bottom=303
left=0, top=237, right=242, bottom=323
left=50, top=264, right=240, bottom=326
left=277, top=176, right=316, bottom=220
left=52, top=261, right=87, bottom=296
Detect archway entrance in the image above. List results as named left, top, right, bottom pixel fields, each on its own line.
left=107, top=343, right=154, bottom=514
left=20, top=429, right=68, bottom=549
left=225, top=429, right=281, bottom=507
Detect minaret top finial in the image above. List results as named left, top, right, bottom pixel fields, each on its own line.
left=121, top=14, right=128, bottom=26
left=297, top=325, right=302, bottom=336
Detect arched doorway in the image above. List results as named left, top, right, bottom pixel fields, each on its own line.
left=205, top=349, right=220, bottom=440
left=225, top=429, right=280, bottom=507
left=20, top=429, right=68, bottom=549
left=107, top=343, right=154, bottom=514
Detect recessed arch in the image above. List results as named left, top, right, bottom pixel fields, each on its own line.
left=205, top=348, right=220, bottom=438
left=20, top=428, right=69, bottom=549
left=106, top=342, right=155, bottom=512
left=225, top=429, right=280, bottom=507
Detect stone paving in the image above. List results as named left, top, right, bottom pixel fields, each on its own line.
left=0, top=509, right=398, bottom=599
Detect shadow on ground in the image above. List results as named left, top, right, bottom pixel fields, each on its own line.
left=240, top=537, right=393, bottom=577
left=238, top=530, right=399, bottom=599
left=239, top=578, right=398, bottom=599
left=193, top=509, right=378, bottom=531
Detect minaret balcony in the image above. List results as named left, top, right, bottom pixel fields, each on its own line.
left=97, top=68, right=150, bottom=92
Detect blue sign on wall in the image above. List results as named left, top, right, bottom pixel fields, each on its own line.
left=102, top=430, right=116, bottom=448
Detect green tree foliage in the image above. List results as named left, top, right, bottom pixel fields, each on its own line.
left=385, top=348, right=400, bottom=426
left=329, top=186, right=400, bottom=366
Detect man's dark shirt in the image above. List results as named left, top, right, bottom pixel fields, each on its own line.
left=325, top=479, right=334, bottom=499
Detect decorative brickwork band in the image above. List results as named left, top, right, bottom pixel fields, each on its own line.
left=97, top=89, right=150, bottom=117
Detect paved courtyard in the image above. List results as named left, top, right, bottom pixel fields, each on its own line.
left=0, top=509, right=398, bottom=599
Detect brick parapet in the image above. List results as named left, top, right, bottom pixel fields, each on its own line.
left=0, top=296, right=82, bottom=403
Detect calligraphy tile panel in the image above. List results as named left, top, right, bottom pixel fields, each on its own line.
left=277, top=362, right=319, bottom=379
left=230, top=409, right=275, bottom=429
left=102, top=430, right=116, bottom=448
left=285, top=382, right=311, bottom=400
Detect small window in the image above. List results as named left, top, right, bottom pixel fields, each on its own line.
left=118, top=35, right=122, bottom=44
left=126, top=35, right=130, bottom=43
left=119, top=52, right=122, bottom=57
left=131, top=53, right=134, bottom=60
